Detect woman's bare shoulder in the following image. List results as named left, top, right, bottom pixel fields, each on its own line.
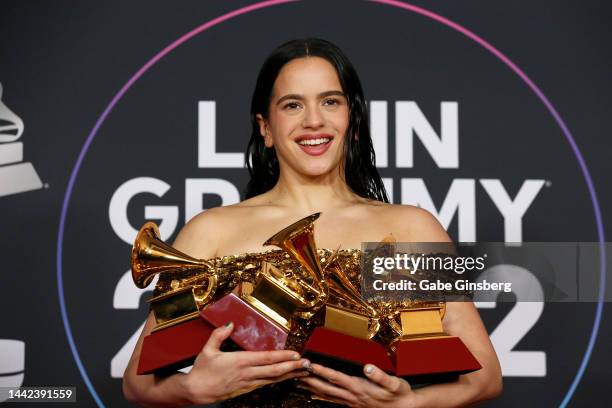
left=172, top=205, right=244, bottom=257
left=183, top=197, right=267, bottom=229
left=173, top=197, right=276, bottom=257
left=365, top=202, right=451, bottom=242
left=171, top=207, right=218, bottom=257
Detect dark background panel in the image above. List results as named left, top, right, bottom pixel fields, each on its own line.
left=0, top=1, right=610, bottom=407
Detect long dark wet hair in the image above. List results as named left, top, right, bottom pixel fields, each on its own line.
left=244, top=38, right=389, bottom=203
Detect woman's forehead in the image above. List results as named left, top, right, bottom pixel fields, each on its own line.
left=272, top=57, right=343, bottom=98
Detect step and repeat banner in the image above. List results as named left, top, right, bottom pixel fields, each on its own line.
left=1, top=1, right=610, bottom=406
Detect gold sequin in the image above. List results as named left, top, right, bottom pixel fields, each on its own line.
left=151, top=248, right=443, bottom=407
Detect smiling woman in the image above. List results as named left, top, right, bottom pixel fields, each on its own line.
left=258, top=57, right=349, bottom=175
left=244, top=38, right=388, bottom=205
left=122, top=38, right=502, bottom=407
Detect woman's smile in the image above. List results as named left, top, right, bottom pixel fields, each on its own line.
left=295, top=133, right=334, bottom=156
left=257, top=56, right=350, bottom=176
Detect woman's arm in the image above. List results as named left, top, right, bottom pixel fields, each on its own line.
left=122, top=312, right=193, bottom=407
left=122, top=210, right=311, bottom=407
left=297, top=206, right=502, bottom=407
left=395, top=207, right=502, bottom=405
left=123, top=312, right=310, bottom=407
left=299, top=301, right=501, bottom=408
left=407, top=301, right=503, bottom=407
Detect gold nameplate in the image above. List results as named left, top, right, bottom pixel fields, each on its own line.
left=324, top=305, right=371, bottom=339
left=150, top=287, right=200, bottom=332
left=239, top=262, right=305, bottom=331
left=399, top=308, right=444, bottom=337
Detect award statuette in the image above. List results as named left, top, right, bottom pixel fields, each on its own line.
left=300, top=251, right=395, bottom=375
left=0, top=82, right=43, bottom=197
left=261, top=213, right=394, bottom=374
left=131, top=223, right=220, bottom=375
left=293, top=230, right=481, bottom=383
left=131, top=213, right=482, bottom=383
left=201, top=213, right=329, bottom=352
left=131, top=216, right=327, bottom=374
left=385, top=304, right=481, bottom=383
left=200, top=259, right=322, bottom=351
left=364, top=240, right=482, bottom=383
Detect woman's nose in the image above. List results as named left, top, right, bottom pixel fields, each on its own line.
left=302, top=105, right=324, bottom=129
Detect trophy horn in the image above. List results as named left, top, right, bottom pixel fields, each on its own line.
left=131, top=222, right=214, bottom=289
left=326, top=256, right=379, bottom=317
left=322, top=248, right=381, bottom=338
left=263, top=212, right=328, bottom=307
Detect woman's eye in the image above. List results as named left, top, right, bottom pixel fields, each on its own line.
left=323, top=98, right=341, bottom=107
left=284, top=102, right=301, bottom=110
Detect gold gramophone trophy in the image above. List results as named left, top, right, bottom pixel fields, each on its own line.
left=300, top=254, right=398, bottom=374
left=258, top=214, right=395, bottom=374
left=132, top=215, right=327, bottom=374
left=132, top=222, right=230, bottom=374
left=361, top=241, right=481, bottom=382
left=382, top=303, right=481, bottom=382
left=292, top=228, right=480, bottom=382
left=133, top=213, right=481, bottom=381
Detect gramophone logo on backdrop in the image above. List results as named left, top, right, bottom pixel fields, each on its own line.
left=0, top=339, right=25, bottom=402
left=0, top=82, right=43, bottom=197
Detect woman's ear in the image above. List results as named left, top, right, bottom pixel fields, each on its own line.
left=256, top=113, right=273, bottom=147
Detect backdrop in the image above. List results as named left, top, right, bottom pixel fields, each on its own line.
left=0, top=1, right=610, bottom=406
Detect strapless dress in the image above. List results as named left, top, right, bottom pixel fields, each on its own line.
left=214, top=248, right=361, bottom=407
left=152, top=248, right=448, bottom=407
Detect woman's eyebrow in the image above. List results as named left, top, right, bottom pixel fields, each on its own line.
left=276, top=90, right=346, bottom=105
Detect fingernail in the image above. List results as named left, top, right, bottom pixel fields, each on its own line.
left=292, top=353, right=300, bottom=361
left=224, top=321, right=233, bottom=328
left=365, top=364, right=375, bottom=374
left=302, top=360, right=311, bottom=369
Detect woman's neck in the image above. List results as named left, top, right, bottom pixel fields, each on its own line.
left=265, top=167, right=361, bottom=212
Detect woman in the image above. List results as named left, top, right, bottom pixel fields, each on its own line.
left=123, top=38, right=502, bottom=407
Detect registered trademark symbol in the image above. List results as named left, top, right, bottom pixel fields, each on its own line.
left=545, top=180, right=552, bottom=187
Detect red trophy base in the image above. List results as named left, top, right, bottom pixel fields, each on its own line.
left=137, top=292, right=289, bottom=375
left=393, top=336, right=482, bottom=383
left=302, top=327, right=394, bottom=376
left=137, top=317, right=216, bottom=375
left=302, top=328, right=481, bottom=384
left=200, top=292, right=288, bottom=351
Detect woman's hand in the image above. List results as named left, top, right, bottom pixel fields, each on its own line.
left=297, top=363, right=420, bottom=408
left=183, top=322, right=311, bottom=405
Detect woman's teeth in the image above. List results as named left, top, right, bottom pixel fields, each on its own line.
left=298, top=138, right=331, bottom=146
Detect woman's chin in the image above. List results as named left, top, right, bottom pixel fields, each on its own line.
left=283, top=156, right=343, bottom=179
left=298, top=165, right=339, bottom=179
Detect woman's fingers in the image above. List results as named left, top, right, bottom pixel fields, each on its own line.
left=297, top=384, right=349, bottom=406
left=202, top=321, right=234, bottom=354
left=234, top=349, right=301, bottom=366
left=298, top=376, right=358, bottom=405
left=244, top=358, right=310, bottom=380
left=308, top=363, right=362, bottom=394
left=250, top=368, right=310, bottom=389
left=305, top=363, right=406, bottom=403
left=363, top=364, right=410, bottom=394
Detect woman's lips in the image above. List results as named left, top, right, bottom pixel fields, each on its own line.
left=295, top=134, right=334, bottom=156
left=296, top=139, right=332, bottom=156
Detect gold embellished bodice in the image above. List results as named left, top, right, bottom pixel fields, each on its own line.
left=213, top=248, right=363, bottom=408
left=152, top=248, right=446, bottom=407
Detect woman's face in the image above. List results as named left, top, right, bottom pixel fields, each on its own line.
left=257, top=56, right=350, bottom=178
